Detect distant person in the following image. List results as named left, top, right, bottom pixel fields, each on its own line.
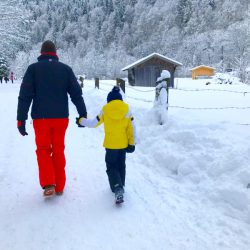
left=4, top=76, right=9, bottom=83
left=17, top=40, right=87, bottom=197
left=0, top=76, right=3, bottom=84
left=10, top=72, right=14, bottom=83
left=76, top=86, right=136, bottom=204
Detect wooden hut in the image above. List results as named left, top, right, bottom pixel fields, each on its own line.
left=122, top=53, right=182, bottom=87
left=191, top=65, right=215, bottom=79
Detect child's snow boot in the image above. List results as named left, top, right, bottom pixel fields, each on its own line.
left=115, top=186, right=124, bottom=204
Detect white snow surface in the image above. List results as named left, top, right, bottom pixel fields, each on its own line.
left=1, top=78, right=250, bottom=250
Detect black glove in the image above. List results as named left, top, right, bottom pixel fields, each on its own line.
left=126, top=145, right=135, bottom=153
left=17, top=121, right=28, bottom=136
left=76, top=117, right=85, bottom=128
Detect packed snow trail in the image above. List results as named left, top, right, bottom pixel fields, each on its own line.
left=0, top=81, right=250, bottom=250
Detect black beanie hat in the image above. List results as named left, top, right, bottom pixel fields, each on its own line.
left=107, top=86, right=123, bottom=103
left=41, top=40, right=56, bottom=53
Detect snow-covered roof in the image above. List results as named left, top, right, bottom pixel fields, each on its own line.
left=190, top=65, right=215, bottom=71
left=122, top=53, right=182, bottom=71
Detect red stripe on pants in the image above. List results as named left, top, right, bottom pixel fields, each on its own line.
left=33, top=118, right=69, bottom=192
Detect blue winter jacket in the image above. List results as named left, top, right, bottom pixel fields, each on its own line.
left=17, top=54, right=87, bottom=121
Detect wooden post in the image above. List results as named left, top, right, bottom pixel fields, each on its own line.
left=79, top=76, right=84, bottom=88
left=166, top=79, right=169, bottom=110
left=95, top=78, right=99, bottom=89
left=116, top=78, right=125, bottom=93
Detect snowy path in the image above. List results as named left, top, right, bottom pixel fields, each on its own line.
left=0, top=81, right=250, bottom=250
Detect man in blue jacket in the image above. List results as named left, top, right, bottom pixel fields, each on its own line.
left=17, top=40, right=87, bottom=197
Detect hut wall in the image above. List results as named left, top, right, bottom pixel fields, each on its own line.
left=134, top=58, right=176, bottom=87
left=128, top=69, right=135, bottom=86
left=192, top=68, right=214, bottom=79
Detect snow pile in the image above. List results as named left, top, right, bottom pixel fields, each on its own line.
left=212, top=72, right=242, bottom=85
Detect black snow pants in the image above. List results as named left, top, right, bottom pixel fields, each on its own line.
left=105, top=149, right=126, bottom=192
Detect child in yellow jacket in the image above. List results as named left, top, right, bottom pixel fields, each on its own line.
left=77, top=86, right=136, bottom=204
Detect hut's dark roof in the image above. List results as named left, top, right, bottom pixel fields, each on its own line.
left=122, top=53, right=182, bottom=71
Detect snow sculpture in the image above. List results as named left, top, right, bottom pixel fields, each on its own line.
left=154, top=70, right=171, bottom=125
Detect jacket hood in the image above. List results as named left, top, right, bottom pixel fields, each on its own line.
left=103, top=100, right=128, bottom=120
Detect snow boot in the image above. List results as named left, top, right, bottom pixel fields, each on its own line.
left=43, top=185, right=55, bottom=197
left=115, top=186, right=124, bottom=204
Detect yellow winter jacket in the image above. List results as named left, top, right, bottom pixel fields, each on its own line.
left=96, top=100, right=135, bottom=149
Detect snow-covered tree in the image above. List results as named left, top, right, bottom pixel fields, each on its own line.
left=0, top=57, right=9, bottom=77
left=0, top=0, right=31, bottom=60
left=9, top=0, right=250, bottom=80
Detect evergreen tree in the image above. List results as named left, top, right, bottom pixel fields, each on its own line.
left=103, top=0, right=114, bottom=15
left=0, top=0, right=30, bottom=60
left=114, top=0, right=126, bottom=28
left=0, top=57, right=9, bottom=77
left=176, top=0, right=193, bottom=27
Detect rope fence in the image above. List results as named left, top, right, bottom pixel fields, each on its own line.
left=125, top=86, right=250, bottom=95
left=90, top=79, right=250, bottom=110
left=94, top=79, right=250, bottom=95
left=125, top=85, right=155, bottom=92
left=168, top=105, right=250, bottom=110
left=172, top=88, right=250, bottom=95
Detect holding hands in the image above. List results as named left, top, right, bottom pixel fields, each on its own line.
left=76, top=117, right=85, bottom=127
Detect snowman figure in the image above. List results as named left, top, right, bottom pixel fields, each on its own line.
left=154, top=70, right=171, bottom=125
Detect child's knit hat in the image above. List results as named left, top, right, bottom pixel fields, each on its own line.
left=107, top=86, right=123, bottom=103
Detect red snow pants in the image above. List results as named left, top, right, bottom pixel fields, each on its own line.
left=33, top=118, right=69, bottom=192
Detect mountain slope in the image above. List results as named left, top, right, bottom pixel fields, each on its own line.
left=10, top=0, right=250, bottom=79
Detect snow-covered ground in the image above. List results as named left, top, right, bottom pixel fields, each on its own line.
left=1, top=78, right=250, bottom=250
